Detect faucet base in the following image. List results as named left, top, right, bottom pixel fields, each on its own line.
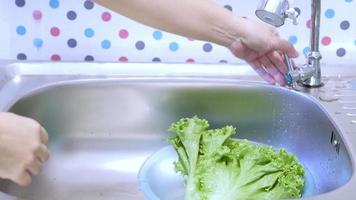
left=301, top=81, right=324, bottom=88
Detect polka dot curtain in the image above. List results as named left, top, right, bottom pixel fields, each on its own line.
left=1, top=0, right=356, bottom=64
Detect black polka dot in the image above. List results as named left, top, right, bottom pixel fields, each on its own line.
left=340, top=20, right=350, bottom=30
left=203, top=43, right=213, bottom=52
left=67, top=39, right=77, bottom=48
left=220, top=60, right=228, bottom=63
left=336, top=48, right=346, bottom=57
left=152, top=57, right=161, bottom=62
left=67, top=10, right=77, bottom=20
left=135, top=41, right=145, bottom=50
left=224, top=5, right=233, bottom=12
left=17, top=53, right=27, bottom=60
left=15, top=0, right=25, bottom=7
left=84, top=0, right=94, bottom=10
left=85, top=55, right=94, bottom=61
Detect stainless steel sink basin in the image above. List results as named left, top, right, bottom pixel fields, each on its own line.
left=0, top=62, right=355, bottom=200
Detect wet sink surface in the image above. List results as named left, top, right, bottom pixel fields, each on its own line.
left=0, top=62, right=355, bottom=200
left=0, top=79, right=352, bottom=200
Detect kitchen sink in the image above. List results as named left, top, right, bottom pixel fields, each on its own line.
left=0, top=62, right=355, bottom=200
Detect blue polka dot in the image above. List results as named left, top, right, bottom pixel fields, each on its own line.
left=33, top=38, right=43, bottom=48
left=49, top=0, right=59, bottom=9
left=288, top=35, right=298, bottom=45
left=345, top=0, right=353, bottom=2
left=325, top=9, right=335, bottom=18
left=153, top=31, right=163, bottom=40
left=169, top=42, right=179, bottom=52
left=84, top=28, right=94, bottom=38
left=354, top=40, right=356, bottom=46
left=16, top=26, right=26, bottom=35
left=135, top=41, right=145, bottom=50
left=303, top=47, right=311, bottom=56
left=101, top=40, right=111, bottom=49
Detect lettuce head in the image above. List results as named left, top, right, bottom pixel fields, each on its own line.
left=168, top=116, right=304, bottom=200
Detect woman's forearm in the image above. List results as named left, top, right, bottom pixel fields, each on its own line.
left=95, top=0, right=246, bottom=47
left=95, top=0, right=299, bottom=86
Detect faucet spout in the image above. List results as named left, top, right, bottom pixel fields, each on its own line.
left=304, top=0, right=323, bottom=87
left=310, top=0, right=321, bottom=53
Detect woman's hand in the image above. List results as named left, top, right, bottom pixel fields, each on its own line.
left=0, top=112, right=49, bottom=187
left=95, top=0, right=298, bottom=85
left=229, top=18, right=299, bottom=85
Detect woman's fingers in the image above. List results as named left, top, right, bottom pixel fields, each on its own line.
left=272, top=38, right=299, bottom=58
left=247, top=61, right=275, bottom=84
left=27, top=158, right=43, bottom=176
left=14, top=171, right=32, bottom=187
left=0, top=113, right=50, bottom=187
left=35, top=144, right=50, bottom=163
left=267, top=51, right=288, bottom=75
left=258, top=56, right=285, bottom=86
left=40, top=126, right=49, bottom=145
left=229, top=38, right=296, bottom=86
left=251, top=60, right=262, bottom=68
left=229, top=39, right=261, bottom=62
left=242, top=46, right=261, bottom=62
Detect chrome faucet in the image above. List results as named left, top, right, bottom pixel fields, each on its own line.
left=256, top=0, right=323, bottom=87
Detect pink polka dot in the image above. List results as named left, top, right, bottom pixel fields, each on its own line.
left=102, top=12, right=111, bottom=22
left=119, top=29, right=129, bottom=39
left=186, top=58, right=195, bottom=63
left=33, top=10, right=42, bottom=20
left=119, top=56, right=128, bottom=62
left=306, top=20, right=312, bottom=29
left=50, top=27, right=60, bottom=37
left=51, top=54, right=61, bottom=61
left=321, top=36, right=332, bottom=46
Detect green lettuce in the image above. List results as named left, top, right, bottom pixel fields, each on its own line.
left=168, top=116, right=304, bottom=200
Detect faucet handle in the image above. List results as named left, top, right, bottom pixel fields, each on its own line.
left=285, top=62, right=315, bottom=87
left=284, top=54, right=298, bottom=88
left=285, top=7, right=301, bottom=25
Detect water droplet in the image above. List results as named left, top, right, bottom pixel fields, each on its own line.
left=318, top=93, right=339, bottom=102
left=335, top=83, right=347, bottom=89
